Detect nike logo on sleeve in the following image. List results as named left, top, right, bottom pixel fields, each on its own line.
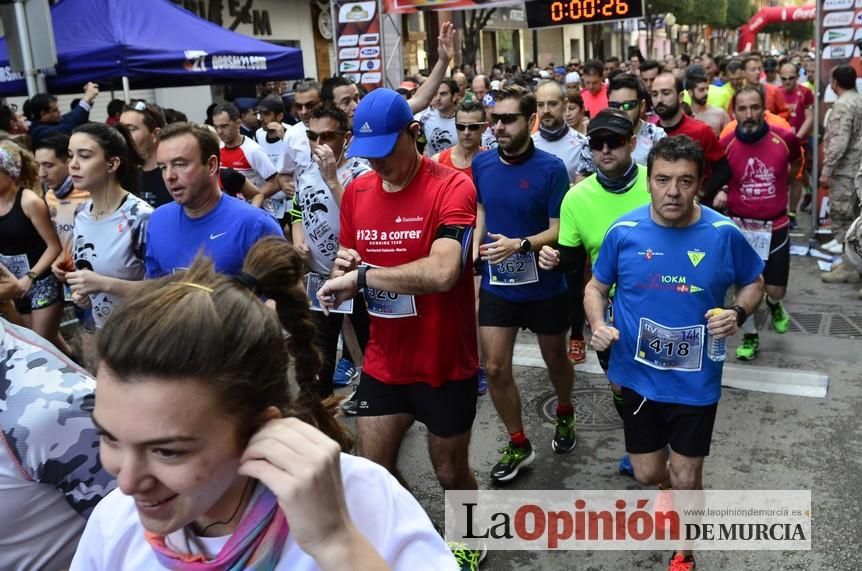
left=209, top=232, right=227, bottom=240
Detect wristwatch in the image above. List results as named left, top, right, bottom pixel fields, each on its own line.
left=25, top=271, right=36, bottom=280
left=727, top=305, right=747, bottom=327
left=357, top=266, right=368, bottom=290
left=518, top=238, right=532, bottom=255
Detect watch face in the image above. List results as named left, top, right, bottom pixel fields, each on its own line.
left=318, top=10, right=333, bottom=40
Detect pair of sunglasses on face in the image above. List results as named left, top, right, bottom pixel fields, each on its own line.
left=588, top=134, right=629, bottom=151
left=455, top=122, right=485, bottom=131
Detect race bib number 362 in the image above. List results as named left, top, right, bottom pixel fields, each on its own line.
left=488, top=252, right=539, bottom=286
left=634, top=318, right=704, bottom=372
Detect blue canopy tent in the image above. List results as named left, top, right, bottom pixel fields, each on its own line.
left=0, top=0, right=304, bottom=96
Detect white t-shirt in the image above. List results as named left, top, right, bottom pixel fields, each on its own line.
left=281, top=121, right=313, bottom=175
left=73, top=194, right=152, bottom=328
left=220, top=136, right=278, bottom=189
left=532, top=125, right=589, bottom=183
left=632, top=120, right=667, bottom=165
left=70, top=454, right=459, bottom=571
left=0, top=318, right=115, bottom=571
left=255, top=124, right=291, bottom=171
left=416, top=108, right=457, bottom=155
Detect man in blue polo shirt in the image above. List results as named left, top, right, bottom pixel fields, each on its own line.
left=585, top=136, right=764, bottom=571
left=472, top=85, right=575, bottom=484
left=146, top=122, right=283, bottom=278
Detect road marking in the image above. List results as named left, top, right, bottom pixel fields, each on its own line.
left=512, top=343, right=828, bottom=398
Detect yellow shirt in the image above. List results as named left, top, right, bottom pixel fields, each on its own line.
left=707, top=83, right=733, bottom=113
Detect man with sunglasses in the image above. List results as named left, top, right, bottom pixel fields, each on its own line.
left=471, top=85, right=575, bottom=483
left=279, top=81, right=324, bottom=223
left=651, top=72, right=730, bottom=207
left=431, top=100, right=487, bottom=178
left=291, top=104, right=371, bottom=399
left=531, top=80, right=589, bottom=184
left=778, top=62, right=814, bottom=231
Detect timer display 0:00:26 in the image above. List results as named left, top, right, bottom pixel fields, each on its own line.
left=549, top=0, right=628, bottom=21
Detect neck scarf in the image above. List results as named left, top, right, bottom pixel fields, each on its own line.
left=538, top=123, right=569, bottom=142
left=54, top=176, right=74, bottom=199
left=145, top=485, right=289, bottom=571
left=498, top=138, right=536, bottom=165
left=734, top=120, right=769, bottom=144
left=596, top=159, right=639, bottom=195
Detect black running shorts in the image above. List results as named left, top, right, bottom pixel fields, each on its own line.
left=478, top=289, right=570, bottom=335
left=762, top=226, right=790, bottom=288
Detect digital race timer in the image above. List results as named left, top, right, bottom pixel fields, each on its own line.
left=525, top=0, right=645, bottom=28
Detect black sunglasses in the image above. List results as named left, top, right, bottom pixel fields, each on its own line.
left=588, top=134, right=628, bottom=151
left=780, top=76, right=797, bottom=81
left=455, top=122, right=485, bottom=131
left=608, top=99, right=640, bottom=111
left=306, top=129, right=347, bottom=144
left=490, top=113, right=522, bottom=125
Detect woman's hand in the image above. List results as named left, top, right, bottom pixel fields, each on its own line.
left=66, top=269, right=105, bottom=295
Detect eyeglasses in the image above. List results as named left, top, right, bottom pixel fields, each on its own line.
left=490, top=113, right=522, bottom=125
left=455, top=122, right=485, bottom=131
left=780, top=76, right=797, bottom=81
left=608, top=99, right=640, bottom=111
left=295, top=102, right=320, bottom=110
left=588, top=134, right=628, bottom=151
left=306, top=129, right=347, bottom=144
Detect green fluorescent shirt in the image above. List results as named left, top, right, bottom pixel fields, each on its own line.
left=707, top=83, right=734, bottom=113
left=558, top=165, right=651, bottom=264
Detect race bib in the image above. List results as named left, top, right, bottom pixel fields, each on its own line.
left=270, top=196, right=289, bottom=219
left=732, top=218, right=772, bottom=260
left=364, top=287, right=417, bottom=318
left=307, top=272, right=354, bottom=314
left=488, top=252, right=539, bottom=286
left=0, top=253, right=30, bottom=278
left=634, top=318, right=703, bottom=372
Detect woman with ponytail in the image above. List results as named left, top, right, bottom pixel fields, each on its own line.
left=70, top=237, right=458, bottom=571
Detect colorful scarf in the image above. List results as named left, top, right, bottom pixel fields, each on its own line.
left=145, top=484, right=289, bottom=570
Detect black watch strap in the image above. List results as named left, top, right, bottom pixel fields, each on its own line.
left=357, top=266, right=368, bottom=290
left=518, top=238, right=531, bottom=255
left=728, top=304, right=747, bottom=327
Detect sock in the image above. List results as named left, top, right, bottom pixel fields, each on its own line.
left=742, top=315, right=756, bottom=335
left=765, top=296, right=781, bottom=311
left=556, top=403, right=574, bottom=417
left=510, top=431, right=528, bottom=447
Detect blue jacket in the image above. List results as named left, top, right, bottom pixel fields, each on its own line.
left=28, top=104, right=90, bottom=150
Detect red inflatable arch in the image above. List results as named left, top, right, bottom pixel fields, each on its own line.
left=737, top=5, right=816, bottom=53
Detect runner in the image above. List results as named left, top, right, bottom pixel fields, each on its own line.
left=581, top=59, right=609, bottom=117
left=472, top=85, right=575, bottom=483
left=608, top=73, right=666, bottom=166
left=61, top=123, right=152, bottom=334
left=0, top=141, right=67, bottom=354
left=70, top=238, right=459, bottom=570
left=651, top=71, right=730, bottom=207
left=416, top=78, right=461, bottom=156
left=777, top=62, right=814, bottom=230
left=290, top=104, right=371, bottom=398
left=145, top=122, right=284, bottom=278
left=564, top=92, right=588, bottom=136
left=212, top=102, right=281, bottom=201
left=531, top=80, right=587, bottom=183
left=717, top=85, right=802, bottom=360
left=119, top=100, right=170, bottom=208
left=584, top=135, right=764, bottom=571
left=0, top=315, right=114, bottom=571
left=254, top=95, right=293, bottom=225
left=280, top=81, right=323, bottom=227
left=316, top=88, right=482, bottom=569
left=686, top=70, right=730, bottom=138
left=431, top=100, right=487, bottom=178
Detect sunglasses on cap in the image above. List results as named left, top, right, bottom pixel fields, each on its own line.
left=608, top=99, right=640, bottom=111
left=588, top=134, right=628, bottom=151
left=455, top=122, right=485, bottom=131
left=306, top=129, right=347, bottom=144
left=490, top=113, right=522, bottom=125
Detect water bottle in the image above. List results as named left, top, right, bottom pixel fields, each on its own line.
left=706, top=308, right=726, bottom=362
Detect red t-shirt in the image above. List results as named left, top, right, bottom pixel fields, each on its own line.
left=720, top=125, right=801, bottom=229
left=581, top=84, right=608, bottom=117
left=438, top=147, right=475, bottom=179
left=339, top=157, right=479, bottom=387
left=781, top=84, right=814, bottom=136
left=663, top=114, right=724, bottom=183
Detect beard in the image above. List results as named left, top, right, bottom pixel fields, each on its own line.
left=692, top=94, right=708, bottom=106
left=498, top=127, right=531, bottom=154
left=654, top=101, right=680, bottom=120
left=738, top=119, right=762, bottom=135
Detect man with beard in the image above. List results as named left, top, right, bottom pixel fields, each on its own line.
left=531, top=80, right=588, bottom=184
left=472, top=85, right=575, bottom=483
left=686, top=70, right=729, bottom=138
left=651, top=72, right=729, bottom=206
left=415, top=78, right=461, bottom=156
left=741, top=56, right=790, bottom=122
left=718, top=86, right=801, bottom=361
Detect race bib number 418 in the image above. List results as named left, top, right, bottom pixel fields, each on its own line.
left=634, top=318, right=704, bottom=372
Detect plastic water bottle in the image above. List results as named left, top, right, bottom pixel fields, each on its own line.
left=706, top=308, right=726, bottom=362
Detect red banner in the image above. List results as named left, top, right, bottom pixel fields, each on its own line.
left=383, top=0, right=520, bottom=15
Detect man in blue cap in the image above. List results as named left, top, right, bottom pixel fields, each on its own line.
left=318, top=88, right=483, bottom=567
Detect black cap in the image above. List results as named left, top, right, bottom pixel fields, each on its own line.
left=257, top=95, right=285, bottom=114
left=234, top=97, right=258, bottom=112
left=587, top=111, right=634, bottom=137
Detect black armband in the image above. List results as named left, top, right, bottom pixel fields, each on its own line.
left=556, top=244, right=588, bottom=274
left=702, top=157, right=731, bottom=204
left=435, top=224, right=474, bottom=268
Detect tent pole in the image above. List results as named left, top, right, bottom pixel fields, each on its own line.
left=13, top=0, right=38, bottom=97
left=122, top=76, right=131, bottom=103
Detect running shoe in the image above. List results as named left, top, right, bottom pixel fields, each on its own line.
left=552, top=413, right=576, bottom=453
left=568, top=338, right=586, bottom=364
left=618, top=454, right=634, bottom=477
left=668, top=552, right=696, bottom=570
left=800, top=192, right=812, bottom=210
left=769, top=301, right=789, bottom=334
left=333, top=358, right=359, bottom=387
left=490, top=441, right=535, bottom=483
left=340, top=386, right=359, bottom=416
left=735, top=333, right=760, bottom=361
left=788, top=213, right=798, bottom=230
left=477, top=367, right=488, bottom=396
left=448, top=541, right=486, bottom=570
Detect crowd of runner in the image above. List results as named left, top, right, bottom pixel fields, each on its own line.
left=2, top=22, right=858, bottom=571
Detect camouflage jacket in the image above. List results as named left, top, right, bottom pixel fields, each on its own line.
left=822, top=89, right=862, bottom=178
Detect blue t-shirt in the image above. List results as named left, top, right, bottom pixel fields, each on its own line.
left=145, top=194, right=284, bottom=278
left=593, top=205, right=764, bottom=406
left=473, top=148, right=568, bottom=302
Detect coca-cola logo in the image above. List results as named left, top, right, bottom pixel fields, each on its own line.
left=792, top=7, right=815, bottom=20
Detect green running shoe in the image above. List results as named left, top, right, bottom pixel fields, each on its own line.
left=448, top=541, right=486, bottom=570
left=770, top=302, right=789, bottom=334
left=552, top=414, right=577, bottom=453
left=735, top=333, right=760, bottom=361
left=490, top=441, right=535, bottom=483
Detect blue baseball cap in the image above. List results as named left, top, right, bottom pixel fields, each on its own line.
left=347, top=88, right=414, bottom=159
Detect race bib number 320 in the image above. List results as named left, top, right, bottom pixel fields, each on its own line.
left=634, top=318, right=703, bottom=372
left=364, top=287, right=417, bottom=318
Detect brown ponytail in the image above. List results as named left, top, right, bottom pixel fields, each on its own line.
left=97, top=237, right=353, bottom=452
